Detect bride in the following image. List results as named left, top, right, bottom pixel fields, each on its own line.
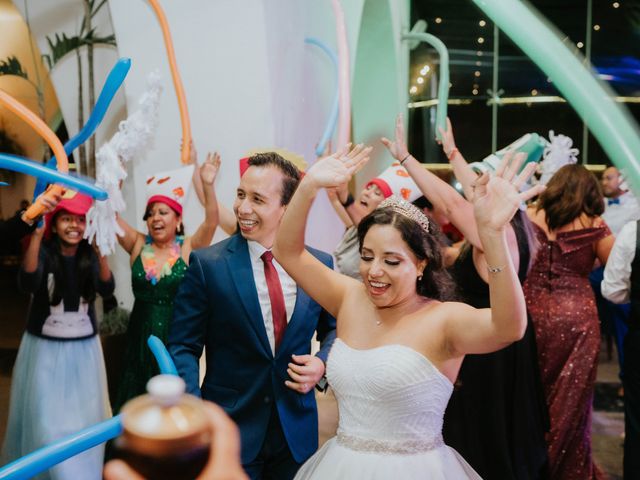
left=272, top=144, right=544, bottom=479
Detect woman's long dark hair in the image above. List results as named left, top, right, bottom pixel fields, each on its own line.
left=537, top=164, right=604, bottom=231
left=357, top=208, right=457, bottom=301
left=456, top=209, right=538, bottom=279
left=46, top=213, right=97, bottom=305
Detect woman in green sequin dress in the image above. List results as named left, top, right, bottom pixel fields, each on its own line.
left=112, top=149, right=220, bottom=413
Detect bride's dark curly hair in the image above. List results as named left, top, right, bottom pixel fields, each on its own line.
left=357, top=208, right=458, bottom=301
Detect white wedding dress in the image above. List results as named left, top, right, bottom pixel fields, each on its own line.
left=295, top=338, right=481, bottom=479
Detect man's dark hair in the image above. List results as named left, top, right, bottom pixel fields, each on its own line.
left=247, top=152, right=301, bottom=205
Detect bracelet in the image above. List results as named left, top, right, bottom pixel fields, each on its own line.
left=487, top=264, right=505, bottom=274
left=400, top=154, right=411, bottom=165
left=447, top=148, right=459, bottom=162
left=341, top=193, right=355, bottom=208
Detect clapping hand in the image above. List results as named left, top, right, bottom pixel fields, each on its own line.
left=471, top=151, right=545, bottom=232
left=307, top=143, right=371, bottom=189
left=200, top=152, right=221, bottom=186
left=380, top=114, right=409, bottom=162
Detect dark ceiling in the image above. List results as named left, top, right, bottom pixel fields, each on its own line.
left=406, top=0, right=640, bottom=164
left=409, top=0, right=640, bottom=98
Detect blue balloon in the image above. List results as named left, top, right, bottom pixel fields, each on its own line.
left=147, top=335, right=178, bottom=376
left=305, top=37, right=339, bottom=157
left=0, top=336, right=179, bottom=479
left=0, top=154, right=107, bottom=200
left=0, top=416, right=123, bottom=480
left=33, top=58, right=131, bottom=200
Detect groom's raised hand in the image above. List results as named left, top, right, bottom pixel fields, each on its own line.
left=285, top=354, right=325, bottom=394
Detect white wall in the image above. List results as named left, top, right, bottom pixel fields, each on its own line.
left=12, top=0, right=410, bottom=307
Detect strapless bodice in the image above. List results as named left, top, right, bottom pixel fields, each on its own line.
left=327, top=338, right=453, bottom=454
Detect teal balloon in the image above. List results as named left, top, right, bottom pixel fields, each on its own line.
left=403, top=32, right=449, bottom=140
left=304, top=38, right=339, bottom=157
left=472, top=0, right=640, bottom=196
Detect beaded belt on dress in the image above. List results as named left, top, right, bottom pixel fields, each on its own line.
left=336, top=432, right=444, bottom=455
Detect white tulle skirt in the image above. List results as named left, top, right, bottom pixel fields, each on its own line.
left=294, top=437, right=482, bottom=480
left=1, top=332, right=111, bottom=480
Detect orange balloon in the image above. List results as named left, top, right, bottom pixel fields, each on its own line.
left=146, top=0, right=192, bottom=165
left=0, top=89, right=69, bottom=220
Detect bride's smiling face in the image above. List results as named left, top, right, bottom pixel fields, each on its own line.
left=359, top=224, right=426, bottom=308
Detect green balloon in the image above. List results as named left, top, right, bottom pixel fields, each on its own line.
left=471, top=0, right=640, bottom=196
left=403, top=32, right=449, bottom=140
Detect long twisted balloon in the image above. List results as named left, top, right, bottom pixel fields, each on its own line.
left=146, top=0, right=192, bottom=164
left=472, top=0, right=640, bottom=196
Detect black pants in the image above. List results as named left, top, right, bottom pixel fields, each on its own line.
left=243, top=406, right=302, bottom=480
left=624, top=326, right=640, bottom=479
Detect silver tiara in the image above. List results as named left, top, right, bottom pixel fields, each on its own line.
left=377, top=196, right=430, bottom=234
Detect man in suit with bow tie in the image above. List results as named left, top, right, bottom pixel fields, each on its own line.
left=168, top=152, right=335, bottom=480
left=591, top=166, right=640, bottom=393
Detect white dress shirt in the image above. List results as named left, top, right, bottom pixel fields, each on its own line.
left=602, top=191, right=640, bottom=236
left=247, top=240, right=297, bottom=355
left=602, top=221, right=637, bottom=304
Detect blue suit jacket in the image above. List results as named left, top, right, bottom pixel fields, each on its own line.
left=168, top=234, right=336, bottom=464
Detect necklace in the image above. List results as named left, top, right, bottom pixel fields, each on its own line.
left=140, top=236, right=184, bottom=285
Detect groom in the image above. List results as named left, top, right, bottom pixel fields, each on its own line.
left=168, top=152, right=336, bottom=480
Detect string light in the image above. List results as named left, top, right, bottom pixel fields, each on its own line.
left=435, top=17, right=442, bottom=24
left=477, top=37, right=485, bottom=44
left=479, top=20, right=486, bottom=27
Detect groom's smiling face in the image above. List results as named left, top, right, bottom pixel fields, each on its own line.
left=234, top=165, right=287, bottom=248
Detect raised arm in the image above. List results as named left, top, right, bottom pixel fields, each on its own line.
left=381, top=114, right=482, bottom=250
left=443, top=158, right=543, bottom=354
left=116, top=214, right=145, bottom=255
left=438, top=117, right=480, bottom=200
left=272, top=144, right=371, bottom=318
left=326, top=188, right=354, bottom=228
left=188, top=152, right=221, bottom=251
left=218, top=203, right=238, bottom=235
left=23, top=222, right=44, bottom=274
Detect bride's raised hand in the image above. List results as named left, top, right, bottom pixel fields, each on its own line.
left=471, top=151, right=545, bottom=232
left=307, top=143, right=372, bottom=189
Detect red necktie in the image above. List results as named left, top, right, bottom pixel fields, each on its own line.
left=261, top=251, right=287, bottom=351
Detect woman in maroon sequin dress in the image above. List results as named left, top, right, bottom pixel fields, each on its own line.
left=524, top=165, right=614, bottom=479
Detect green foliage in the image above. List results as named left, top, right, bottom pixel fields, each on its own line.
left=42, top=32, right=84, bottom=70
left=42, top=30, right=116, bottom=70
left=0, top=56, right=30, bottom=81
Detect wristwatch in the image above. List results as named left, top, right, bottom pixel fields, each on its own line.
left=315, top=375, right=329, bottom=392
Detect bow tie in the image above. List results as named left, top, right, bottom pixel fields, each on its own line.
left=608, top=198, right=621, bottom=206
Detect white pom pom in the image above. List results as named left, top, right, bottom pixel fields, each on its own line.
left=85, top=72, right=163, bottom=256
left=538, top=130, right=579, bottom=185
